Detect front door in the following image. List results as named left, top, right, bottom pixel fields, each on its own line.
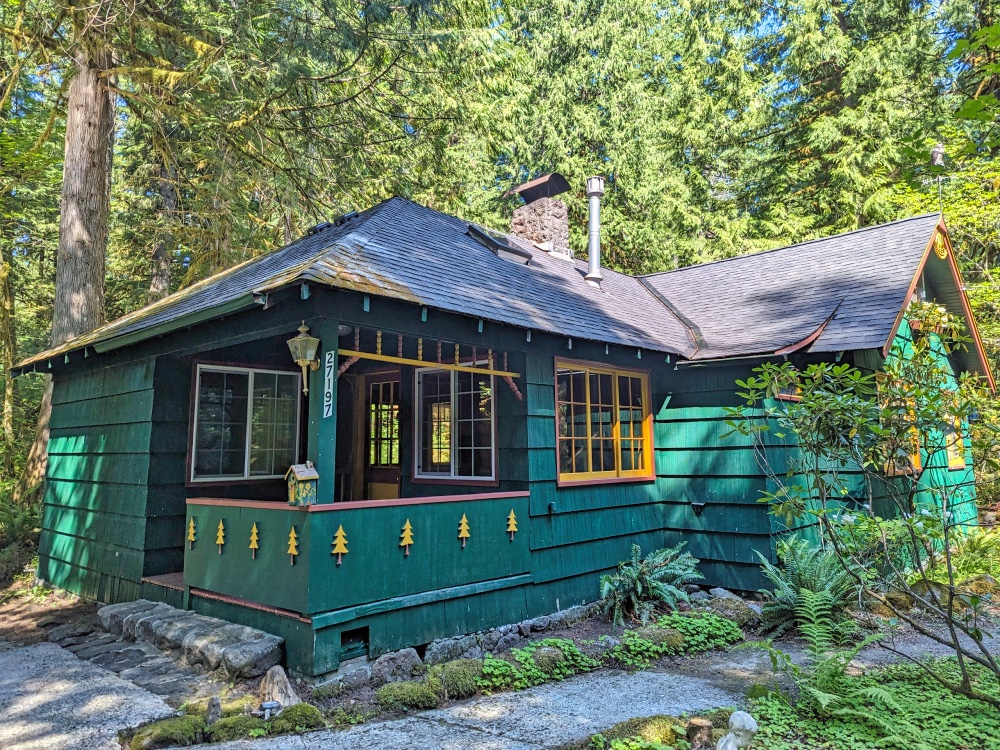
left=365, top=370, right=401, bottom=500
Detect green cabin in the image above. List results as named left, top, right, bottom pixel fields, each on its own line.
left=14, top=175, right=994, bottom=676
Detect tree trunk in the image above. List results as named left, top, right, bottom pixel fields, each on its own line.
left=149, top=160, right=178, bottom=302
left=0, top=245, right=15, bottom=475
left=16, top=44, right=115, bottom=502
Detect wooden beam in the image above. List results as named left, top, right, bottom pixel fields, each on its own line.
left=336, top=349, right=521, bottom=378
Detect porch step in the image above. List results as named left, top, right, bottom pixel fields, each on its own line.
left=96, top=599, right=285, bottom=679
left=47, top=621, right=221, bottom=707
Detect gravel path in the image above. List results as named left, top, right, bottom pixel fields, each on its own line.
left=0, top=641, right=174, bottom=750
left=206, top=670, right=742, bottom=750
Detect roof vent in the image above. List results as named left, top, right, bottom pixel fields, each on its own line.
left=467, top=224, right=532, bottom=265
left=307, top=221, right=334, bottom=236
left=334, top=211, right=359, bottom=226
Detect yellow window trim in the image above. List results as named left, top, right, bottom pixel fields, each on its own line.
left=554, top=358, right=654, bottom=483
left=945, top=416, right=966, bottom=470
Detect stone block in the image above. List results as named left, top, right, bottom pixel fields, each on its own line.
left=477, top=629, right=502, bottom=652
left=135, top=610, right=194, bottom=645
left=98, top=600, right=159, bottom=636
left=185, top=622, right=250, bottom=670
left=494, top=632, right=522, bottom=652
left=121, top=604, right=179, bottom=641
left=259, top=665, right=301, bottom=707
left=221, top=635, right=284, bottom=679
left=163, top=615, right=220, bottom=653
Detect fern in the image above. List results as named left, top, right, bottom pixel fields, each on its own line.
left=599, top=543, right=704, bottom=628
left=757, top=536, right=857, bottom=635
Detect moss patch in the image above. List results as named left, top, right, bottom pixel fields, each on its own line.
left=427, top=658, right=483, bottom=700
left=207, top=715, right=268, bottom=742
left=598, top=714, right=682, bottom=745
left=268, top=703, right=326, bottom=734
left=708, top=597, right=757, bottom=627
left=633, top=626, right=684, bottom=652
left=701, top=707, right=735, bottom=729
left=375, top=681, right=440, bottom=710
left=531, top=647, right=566, bottom=675
left=183, top=695, right=256, bottom=719
left=129, top=715, right=205, bottom=749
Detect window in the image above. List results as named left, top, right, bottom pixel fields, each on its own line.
left=885, top=399, right=922, bottom=476
left=945, top=416, right=966, bottom=470
left=369, top=380, right=400, bottom=467
left=415, top=366, right=494, bottom=480
left=555, top=361, right=652, bottom=482
left=192, top=365, right=301, bottom=481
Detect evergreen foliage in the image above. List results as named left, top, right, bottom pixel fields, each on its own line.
left=599, top=543, right=703, bottom=628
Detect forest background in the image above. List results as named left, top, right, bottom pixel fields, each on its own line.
left=1, top=0, right=998, bottom=497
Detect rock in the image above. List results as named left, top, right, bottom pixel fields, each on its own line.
left=690, top=590, right=710, bottom=603
left=530, top=615, right=552, bottom=632
left=190, top=623, right=265, bottom=671
left=518, top=621, right=533, bottom=637
left=708, top=587, right=742, bottom=602
left=150, top=613, right=218, bottom=651
left=686, top=717, right=714, bottom=750
left=708, top=597, right=758, bottom=627
left=135, top=610, right=194, bottom=645
left=745, top=602, right=762, bottom=616
left=547, top=611, right=569, bottom=629
left=98, top=600, right=160, bottom=636
left=959, top=573, right=1000, bottom=598
left=494, top=632, right=522, bottom=652
left=221, top=634, right=284, bottom=679
left=459, top=645, right=484, bottom=660
left=338, top=664, right=372, bottom=690
left=425, top=635, right=477, bottom=665
left=982, top=511, right=997, bottom=526
left=370, top=647, right=423, bottom=686
left=47, top=620, right=99, bottom=643
left=36, top=615, right=64, bottom=628
left=477, top=629, right=502, bottom=652
left=911, top=580, right=971, bottom=612
left=259, top=665, right=301, bottom=707
left=562, top=604, right=592, bottom=626
left=121, top=603, right=178, bottom=641
left=205, top=697, right=222, bottom=726
left=581, top=636, right=619, bottom=659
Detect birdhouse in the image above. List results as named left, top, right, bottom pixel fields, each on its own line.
left=285, top=461, right=319, bottom=506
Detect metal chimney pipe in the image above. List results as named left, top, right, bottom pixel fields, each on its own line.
left=585, top=176, right=605, bottom=286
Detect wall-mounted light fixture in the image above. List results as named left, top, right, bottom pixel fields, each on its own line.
left=690, top=502, right=707, bottom=517
left=287, top=322, right=320, bottom=394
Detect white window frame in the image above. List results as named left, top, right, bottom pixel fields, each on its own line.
left=191, top=364, right=302, bottom=483
left=414, top=365, right=496, bottom=481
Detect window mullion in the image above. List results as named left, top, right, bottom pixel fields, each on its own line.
left=584, top=368, right=592, bottom=474
left=244, top=371, right=254, bottom=479
left=450, top=370, right=458, bottom=478
left=612, top=374, right=621, bottom=477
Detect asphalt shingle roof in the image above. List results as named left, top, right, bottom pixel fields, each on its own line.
left=17, top=202, right=967, bottom=375
left=641, top=214, right=941, bottom=359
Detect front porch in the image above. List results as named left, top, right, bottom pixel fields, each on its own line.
left=153, top=314, right=539, bottom=674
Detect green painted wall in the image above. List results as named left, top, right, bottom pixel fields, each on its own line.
left=39, top=360, right=163, bottom=601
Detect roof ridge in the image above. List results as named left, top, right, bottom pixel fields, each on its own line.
left=641, top=213, right=941, bottom=279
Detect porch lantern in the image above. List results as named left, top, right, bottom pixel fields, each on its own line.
left=287, top=322, right=321, bottom=394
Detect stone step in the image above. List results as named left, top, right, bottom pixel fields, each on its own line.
left=96, top=599, right=284, bottom=679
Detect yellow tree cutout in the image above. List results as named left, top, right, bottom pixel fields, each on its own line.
left=187, top=518, right=196, bottom=550
left=288, top=527, right=299, bottom=565
left=400, top=519, right=414, bottom=556
left=216, top=520, right=225, bottom=554
left=331, top=525, right=348, bottom=566
left=249, top=523, right=259, bottom=559
left=458, top=514, right=470, bottom=548
left=507, top=510, right=518, bottom=541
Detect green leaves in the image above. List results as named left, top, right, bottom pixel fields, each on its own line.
left=598, top=543, right=704, bottom=629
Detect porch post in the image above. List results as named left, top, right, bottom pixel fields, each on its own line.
left=307, top=318, right=338, bottom=504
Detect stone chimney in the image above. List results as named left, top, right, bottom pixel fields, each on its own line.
left=507, top=173, right=572, bottom=258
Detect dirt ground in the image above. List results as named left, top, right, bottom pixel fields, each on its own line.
left=0, top=574, right=98, bottom=647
